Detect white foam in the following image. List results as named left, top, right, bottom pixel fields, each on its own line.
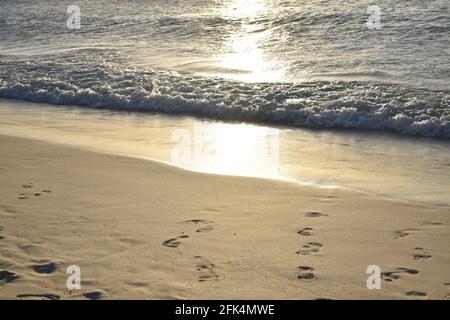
left=0, top=50, right=449, bottom=138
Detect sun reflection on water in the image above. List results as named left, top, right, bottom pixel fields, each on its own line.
left=218, top=0, right=268, bottom=19
left=213, top=0, right=288, bottom=82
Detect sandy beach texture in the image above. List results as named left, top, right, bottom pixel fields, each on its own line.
left=0, top=135, right=449, bottom=300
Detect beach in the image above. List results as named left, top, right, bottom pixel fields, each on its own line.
left=1, top=0, right=449, bottom=301
left=1, top=134, right=449, bottom=299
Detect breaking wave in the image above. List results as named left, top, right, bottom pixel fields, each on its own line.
left=0, top=50, right=449, bottom=138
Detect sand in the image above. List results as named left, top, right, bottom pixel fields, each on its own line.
left=0, top=135, right=449, bottom=300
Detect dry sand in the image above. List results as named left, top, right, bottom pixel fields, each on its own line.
left=0, top=135, right=449, bottom=300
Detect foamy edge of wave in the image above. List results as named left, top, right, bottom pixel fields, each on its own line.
left=0, top=49, right=449, bottom=139
left=0, top=78, right=449, bottom=139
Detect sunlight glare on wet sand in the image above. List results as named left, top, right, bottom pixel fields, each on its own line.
left=175, top=121, right=281, bottom=177
left=1, top=100, right=449, bottom=205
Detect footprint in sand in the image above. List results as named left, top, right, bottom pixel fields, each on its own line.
left=296, top=242, right=323, bottom=255
left=0, top=205, right=19, bottom=215
left=194, top=256, right=219, bottom=282
left=16, top=293, right=60, bottom=300
left=405, top=291, right=428, bottom=299
left=163, top=234, right=189, bottom=248
left=22, top=183, right=33, bottom=189
left=83, top=291, right=103, bottom=300
left=18, top=186, right=51, bottom=200
left=413, top=254, right=432, bottom=261
left=0, top=225, right=3, bottom=240
left=297, top=266, right=317, bottom=281
left=0, top=270, right=19, bottom=283
left=423, top=221, right=444, bottom=227
left=185, top=219, right=214, bottom=233
left=412, top=248, right=432, bottom=262
left=19, top=183, right=33, bottom=199
left=381, top=267, right=419, bottom=282
left=444, top=282, right=450, bottom=296
left=305, top=212, right=328, bottom=218
left=32, top=262, right=58, bottom=274
left=297, top=227, right=313, bottom=236
left=394, top=229, right=419, bottom=239
left=196, top=225, right=214, bottom=233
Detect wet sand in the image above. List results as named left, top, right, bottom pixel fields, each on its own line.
left=1, top=99, right=449, bottom=206
left=0, top=135, right=449, bottom=300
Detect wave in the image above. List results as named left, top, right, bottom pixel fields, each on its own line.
left=0, top=50, right=449, bottom=138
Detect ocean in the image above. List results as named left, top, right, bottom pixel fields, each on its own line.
left=0, top=0, right=449, bottom=138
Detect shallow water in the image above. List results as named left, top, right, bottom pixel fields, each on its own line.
left=1, top=99, right=449, bottom=206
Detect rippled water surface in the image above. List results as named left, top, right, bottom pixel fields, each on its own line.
left=0, top=0, right=449, bottom=137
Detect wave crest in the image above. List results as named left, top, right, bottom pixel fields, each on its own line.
left=0, top=50, right=449, bottom=138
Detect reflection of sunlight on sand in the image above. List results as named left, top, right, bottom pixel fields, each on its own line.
left=2, top=99, right=449, bottom=205
left=171, top=122, right=280, bottom=178
left=213, top=0, right=288, bottom=82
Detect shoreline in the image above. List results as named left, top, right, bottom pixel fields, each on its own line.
left=0, top=135, right=449, bottom=299
left=0, top=96, right=449, bottom=141
left=1, top=99, right=449, bottom=207
left=1, top=129, right=447, bottom=210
